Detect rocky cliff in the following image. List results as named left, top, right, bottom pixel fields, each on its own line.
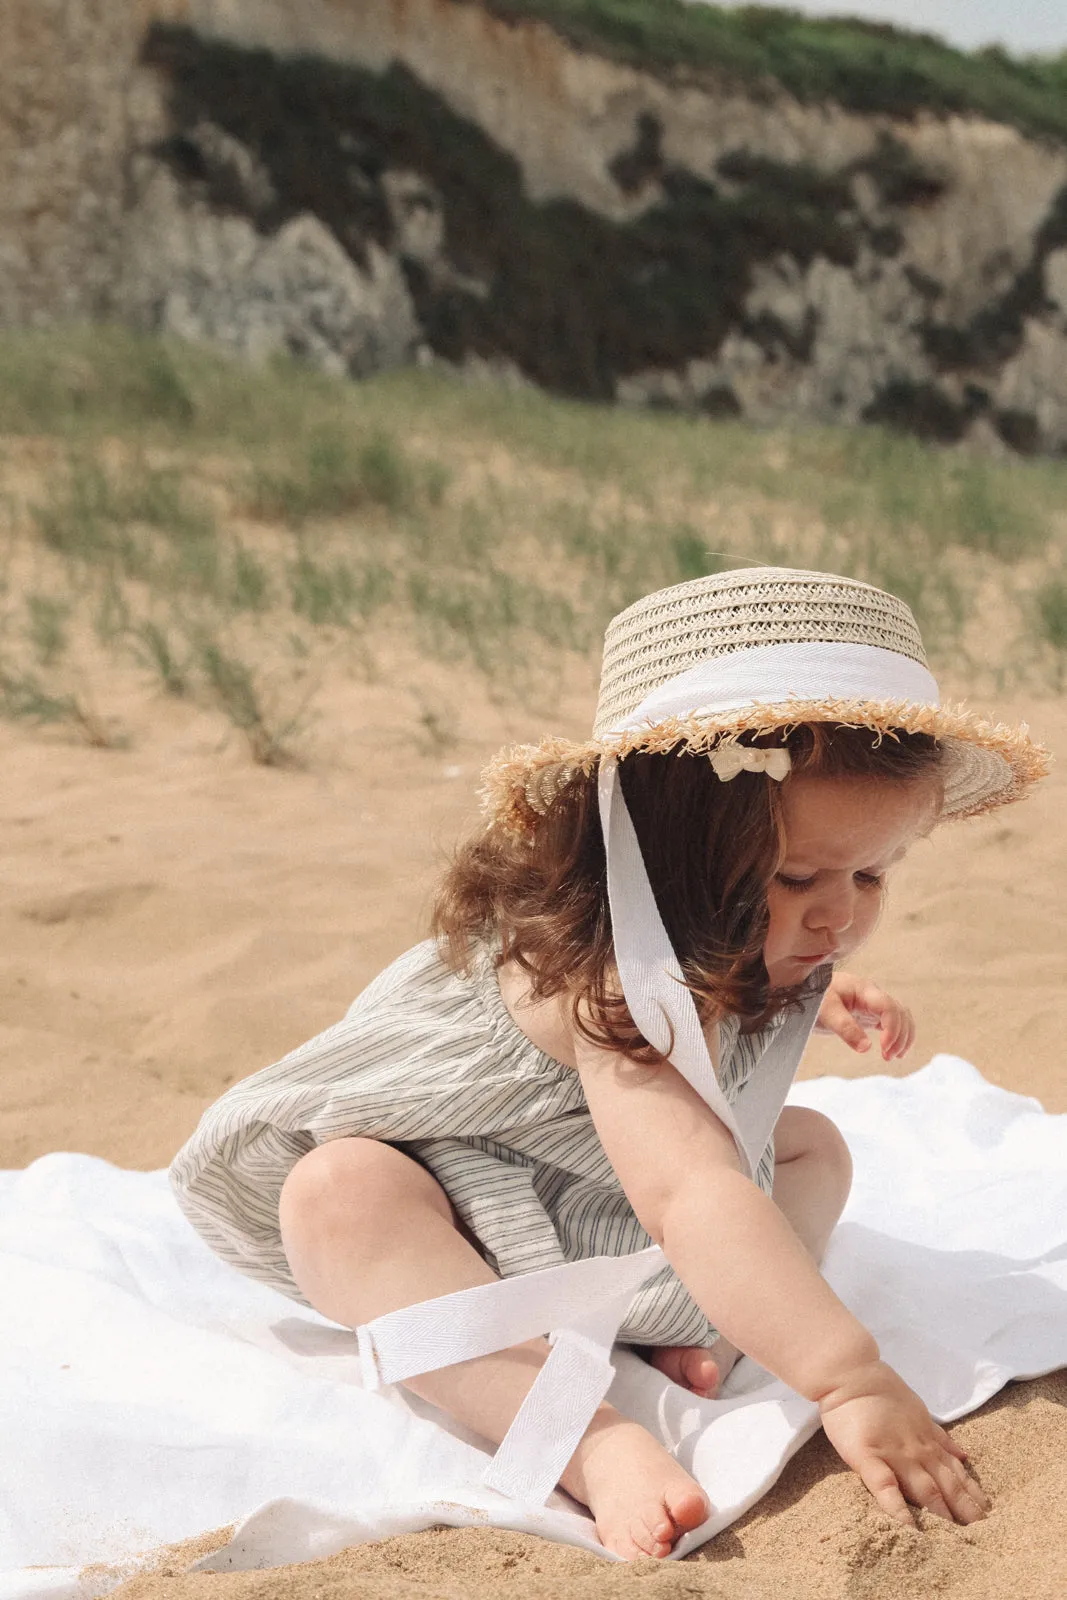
left=4, top=0, right=1067, bottom=451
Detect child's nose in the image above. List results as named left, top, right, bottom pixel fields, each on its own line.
left=805, top=884, right=855, bottom=935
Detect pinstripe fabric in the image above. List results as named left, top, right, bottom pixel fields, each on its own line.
left=170, top=941, right=827, bottom=1348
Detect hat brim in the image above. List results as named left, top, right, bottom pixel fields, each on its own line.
left=482, top=698, right=1050, bottom=837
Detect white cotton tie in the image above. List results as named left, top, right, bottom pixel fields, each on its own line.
left=357, top=1246, right=666, bottom=1505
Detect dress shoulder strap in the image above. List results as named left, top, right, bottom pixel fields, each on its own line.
left=730, top=977, right=828, bottom=1171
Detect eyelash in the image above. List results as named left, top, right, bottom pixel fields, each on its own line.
left=775, top=872, right=885, bottom=894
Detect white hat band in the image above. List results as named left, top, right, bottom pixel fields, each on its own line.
left=606, top=641, right=941, bottom=736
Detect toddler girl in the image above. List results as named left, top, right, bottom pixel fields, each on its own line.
left=171, top=568, right=1046, bottom=1560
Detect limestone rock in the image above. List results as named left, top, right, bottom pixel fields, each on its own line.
left=118, top=160, right=419, bottom=376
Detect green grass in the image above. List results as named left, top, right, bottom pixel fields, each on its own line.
left=4, top=324, right=1060, bottom=567
left=26, top=594, right=69, bottom=666
left=0, top=665, right=118, bottom=746
left=479, top=2, right=1067, bottom=146
left=288, top=550, right=394, bottom=627
left=31, top=453, right=220, bottom=593
left=230, top=542, right=272, bottom=613
left=249, top=427, right=418, bottom=525
left=194, top=636, right=310, bottom=766
left=0, top=326, right=331, bottom=449
left=1034, top=576, right=1067, bottom=688
left=0, top=325, right=1065, bottom=758
left=127, top=618, right=191, bottom=697
left=0, top=328, right=198, bottom=438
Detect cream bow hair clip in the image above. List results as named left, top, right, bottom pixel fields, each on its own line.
left=709, top=745, right=792, bottom=783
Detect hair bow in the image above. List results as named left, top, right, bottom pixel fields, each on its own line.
left=709, top=745, right=792, bottom=783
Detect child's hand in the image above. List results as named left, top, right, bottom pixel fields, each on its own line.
left=816, top=972, right=914, bottom=1062
left=818, top=1359, right=991, bottom=1526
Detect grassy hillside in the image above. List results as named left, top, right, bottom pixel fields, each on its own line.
left=0, top=326, right=1064, bottom=763
left=481, top=2, right=1067, bottom=145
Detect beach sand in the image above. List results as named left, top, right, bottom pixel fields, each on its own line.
left=3, top=663, right=1064, bottom=1600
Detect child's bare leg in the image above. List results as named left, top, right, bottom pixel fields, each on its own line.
left=278, top=1136, right=710, bottom=1560
left=648, top=1108, right=852, bottom=1397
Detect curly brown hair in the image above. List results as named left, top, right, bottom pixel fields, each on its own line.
left=432, top=726, right=944, bottom=1062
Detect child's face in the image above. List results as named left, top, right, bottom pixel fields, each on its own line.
left=762, top=774, right=937, bottom=987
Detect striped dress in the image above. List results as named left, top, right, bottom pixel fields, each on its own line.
left=170, top=940, right=823, bottom=1348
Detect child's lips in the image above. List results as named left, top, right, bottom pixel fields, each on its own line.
left=798, top=948, right=839, bottom=964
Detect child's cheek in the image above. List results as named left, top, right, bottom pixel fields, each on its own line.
left=761, top=888, right=795, bottom=966
left=851, top=896, right=882, bottom=951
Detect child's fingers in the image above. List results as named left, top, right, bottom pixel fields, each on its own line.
left=935, top=1424, right=969, bottom=1462
left=910, top=1478, right=954, bottom=1521
left=878, top=1015, right=901, bottom=1059
left=881, top=1017, right=906, bottom=1059
left=821, top=985, right=915, bottom=1059
left=929, top=1454, right=991, bottom=1523
left=822, top=994, right=872, bottom=1053
left=858, top=1460, right=914, bottom=1526
left=894, top=1448, right=990, bottom=1525
left=845, top=984, right=898, bottom=1056
left=840, top=1018, right=872, bottom=1053
left=880, top=1006, right=915, bottom=1061
left=860, top=1453, right=987, bottom=1529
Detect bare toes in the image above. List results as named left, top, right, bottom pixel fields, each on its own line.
left=645, top=1505, right=674, bottom=1543
left=648, top=1345, right=721, bottom=1397
left=682, top=1349, right=721, bottom=1396
left=665, top=1483, right=712, bottom=1535
left=610, top=1530, right=644, bottom=1561
left=632, top=1515, right=671, bottom=1559
left=646, top=1347, right=683, bottom=1386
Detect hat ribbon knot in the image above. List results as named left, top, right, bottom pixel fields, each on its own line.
left=709, top=745, right=792, bottom=783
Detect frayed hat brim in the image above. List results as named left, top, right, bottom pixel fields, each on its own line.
left=481, top=698, right=1050, bottom=838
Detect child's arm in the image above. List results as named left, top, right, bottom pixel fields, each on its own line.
left=574, top=1033, right=988, bottom=1526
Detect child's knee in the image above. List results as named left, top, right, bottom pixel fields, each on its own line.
left=778, top=1107, right=853, bottom=1199
left=279, top=1136, right=447, bottom=1251
left=807, top=1110, right=853, bottom=1202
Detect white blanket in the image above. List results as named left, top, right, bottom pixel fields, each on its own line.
left=3, top=1056, right=1066, bottom=1600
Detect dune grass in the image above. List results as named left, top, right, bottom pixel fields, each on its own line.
left=0, top=325, right=1064, bottom=759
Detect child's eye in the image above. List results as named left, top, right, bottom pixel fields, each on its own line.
left=775, top=873, right=815, bottom=893
left=776, top=871, right=885, bottom=892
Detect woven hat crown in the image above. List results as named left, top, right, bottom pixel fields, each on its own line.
left=593, top=568, right=927, bottom=737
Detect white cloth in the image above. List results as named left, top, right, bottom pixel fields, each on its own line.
left=3, top=1056, right=1066, bottom=1599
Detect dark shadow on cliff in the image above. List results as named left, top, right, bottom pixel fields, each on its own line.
left=141, top=24, right=864, bottom=403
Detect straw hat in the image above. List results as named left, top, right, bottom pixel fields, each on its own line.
left=484, top=567, right=1049, bottom=833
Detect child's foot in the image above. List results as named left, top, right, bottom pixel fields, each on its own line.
left=562, top=1411, right=712, bottom=1560
left=646, top=1336, right=741, bottom=1398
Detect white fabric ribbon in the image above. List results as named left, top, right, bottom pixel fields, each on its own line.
left=357, top=1246, right=667, bottom=1506
left=606, top=640, right=940, bottom=735
left=600, top=638, right=940, bottom=1177
left=597, top=755, right=822, bottom=1180
left=352, top=640, right=939, bottom=1514
left=709, top=745, right=792, bottom=782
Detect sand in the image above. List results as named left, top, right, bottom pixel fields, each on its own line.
left=3, top=662, right=1065, bottom=1600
